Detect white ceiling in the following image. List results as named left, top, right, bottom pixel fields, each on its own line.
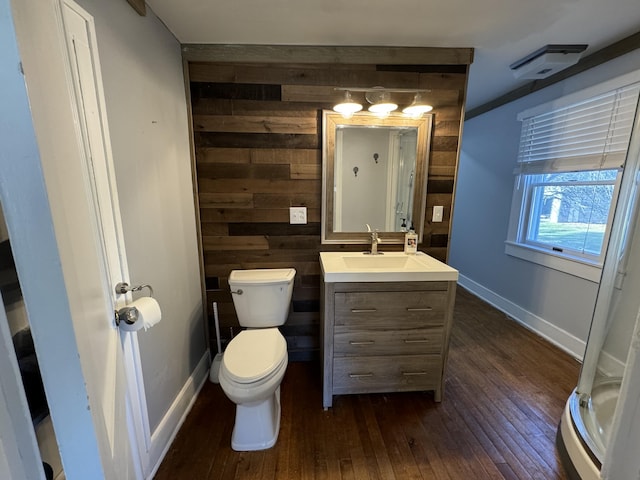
left=146, top=0, right=640, bottom=111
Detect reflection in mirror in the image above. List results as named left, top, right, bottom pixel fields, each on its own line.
left=322, top=111, right=432, bottom=245
left=336, top=127, right=417, bottom=233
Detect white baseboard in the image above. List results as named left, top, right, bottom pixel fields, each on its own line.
left=458, top=274, right=586, bottom=361
left=146, top=350, right=210, bottom=479
left=597, top=349, right=626, bottom=378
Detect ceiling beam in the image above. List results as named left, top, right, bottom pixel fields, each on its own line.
left=181, top=44, right=474, bottom=66
left=466, top=30, right=640, bottom=120
left=126, top=0, right=146, bottom=16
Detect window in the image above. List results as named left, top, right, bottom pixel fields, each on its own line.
left=506, top=79, right=640, bottom=281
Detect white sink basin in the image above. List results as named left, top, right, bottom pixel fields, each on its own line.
left=342, top=255, right=411, bottom=269
left=320, top=251, right=458, bottom=283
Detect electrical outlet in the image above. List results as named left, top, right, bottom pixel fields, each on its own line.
left=432, top=205, right=444, bottom=222
left=289, top=206, right=307, bottom=225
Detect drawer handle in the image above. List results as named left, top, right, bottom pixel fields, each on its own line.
left=349, top=340, right=375, bottom=345
left=404, top=339, right=429, bottom=344
left=351, top=308, right=377, bottom=313
left=349, top=373, right=373, bottom=378
left=407, top=307, right=433, bottom=312
left=402, top=371, right=428, bottom=376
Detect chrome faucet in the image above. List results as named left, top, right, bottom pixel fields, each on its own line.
left=366, top=224, right=382, bottom=255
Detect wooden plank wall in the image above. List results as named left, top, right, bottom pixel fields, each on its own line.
left=188, top=61, right=468, bottom=360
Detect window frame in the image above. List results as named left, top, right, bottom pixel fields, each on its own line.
left=506, top=174, right=622, bottom=283
left=506, top=74, right=640, bottom=282
left=519, top=171, right=622, bottom=261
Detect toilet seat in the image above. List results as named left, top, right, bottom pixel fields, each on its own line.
left=222, top=328, right=287, bottom=384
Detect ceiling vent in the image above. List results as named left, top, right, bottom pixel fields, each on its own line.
left=510, top=44, right=588, bottom=80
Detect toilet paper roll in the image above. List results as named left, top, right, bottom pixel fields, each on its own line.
left=131, top=296, right=162, bottom=331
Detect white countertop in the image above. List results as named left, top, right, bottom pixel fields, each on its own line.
left=320, top=251, right=459, bottom=283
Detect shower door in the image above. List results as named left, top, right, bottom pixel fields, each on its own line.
left=573, top=102, right=640, bottom=465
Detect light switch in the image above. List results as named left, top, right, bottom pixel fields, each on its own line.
left=289, top=206, right=307, bottom=224
left=432, top=205, right=444, bottom=222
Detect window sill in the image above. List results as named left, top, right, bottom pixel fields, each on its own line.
left=504, top=241, right=602, bottom=283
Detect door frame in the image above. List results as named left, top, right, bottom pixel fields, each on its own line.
left=0, top=0, right=106, bottom=476
left=0, top=301, right=44, bottom=480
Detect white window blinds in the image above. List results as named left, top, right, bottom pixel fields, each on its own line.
left=516, top=83, right=640, bottom=174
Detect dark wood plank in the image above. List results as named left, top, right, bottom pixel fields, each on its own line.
left=191, top=98, right=326, bottom=116
left=197, top=178, right=321, bottom=195
left=182, top=45, right=474, bottom=65
left=125, top=0, right=145, bottom=16
left=195, top=132, right=320, bottom=149
left=197, top=163, right=291, bottom=180
left=189, top=63, right=425, bottom=89
left=155, top=288, right=579, bottom=480
left=193, top=114, right=318, bottom=135
left=198, top=206, right=321, bottom=223
left=226, top=222, right=320, bottom=236
left=432, top=136, right=460, bottom=152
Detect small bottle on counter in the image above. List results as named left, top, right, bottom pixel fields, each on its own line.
left=404, top=225, right=418, bottom=254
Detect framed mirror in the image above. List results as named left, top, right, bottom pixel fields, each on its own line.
left=321, top=111, right=432, bottom=244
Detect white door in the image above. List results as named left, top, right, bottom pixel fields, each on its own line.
left=58, top=0, right=151, bottom=475
left=6, top=0, right=148, bottom=477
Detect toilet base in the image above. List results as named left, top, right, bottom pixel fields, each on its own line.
left=231, top=386, right=281, bottom=451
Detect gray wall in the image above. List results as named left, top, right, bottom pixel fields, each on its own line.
left=451, top=49, right=640, bottom=359
left=74, top=0, right=206, bottom=432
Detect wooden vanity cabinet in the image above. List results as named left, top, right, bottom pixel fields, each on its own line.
left=321, top=280, right=456, bottom=409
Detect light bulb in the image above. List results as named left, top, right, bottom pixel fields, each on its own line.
left=402, top=93, right=433, bottom=118
left=333, top=91, right=362, bottom=117
left=366, top=88, right=398, bottom=114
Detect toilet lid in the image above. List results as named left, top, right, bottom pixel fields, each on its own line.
left=229, top=268, right=295, bottom=286
left=223, top=328, right=287, bottom=384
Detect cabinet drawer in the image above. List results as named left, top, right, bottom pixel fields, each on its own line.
left=334, top=327, right=443, bottom=356
left=332, top=355, right=441, bottom=395
left=335, top=291, right=447, bottom=328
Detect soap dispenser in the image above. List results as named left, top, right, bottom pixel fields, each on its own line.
left=404, top=224, right=418, bottom=254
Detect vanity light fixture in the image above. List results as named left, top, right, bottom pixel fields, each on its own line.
left=332, top=87, right=432, bottom=118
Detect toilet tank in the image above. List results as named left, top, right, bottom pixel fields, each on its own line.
left=229, top=268, right=296, bottom=327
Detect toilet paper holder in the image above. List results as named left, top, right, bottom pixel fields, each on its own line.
left=115, top=282, right=154, bottom=297
left=114, top=282, right=152, bottom=327
left=115, top=306, right=139, bottom=326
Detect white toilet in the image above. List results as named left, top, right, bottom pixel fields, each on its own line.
left=219, top=268, right=295, bottom=451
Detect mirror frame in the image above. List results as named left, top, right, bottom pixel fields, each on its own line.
left=321, top=110, right=432, bottom=245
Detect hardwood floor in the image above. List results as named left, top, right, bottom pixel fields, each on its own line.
left=154, top=288, right=580, bottom=479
